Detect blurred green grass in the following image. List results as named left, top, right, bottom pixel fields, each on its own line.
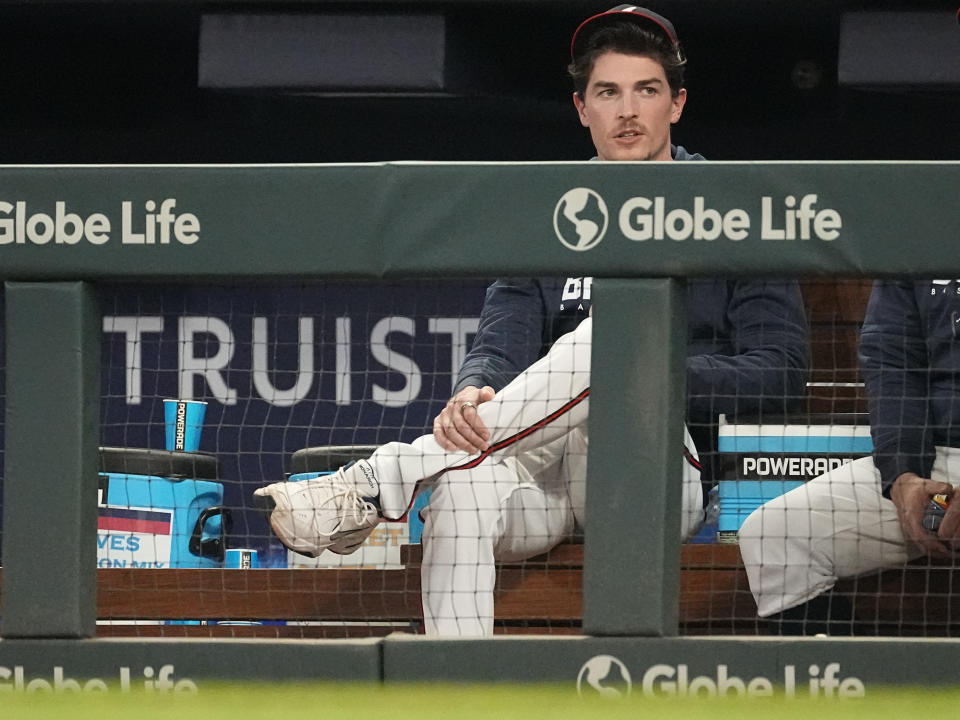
left=4, top=683, right=960, bottom=720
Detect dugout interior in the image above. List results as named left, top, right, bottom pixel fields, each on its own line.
left=0, top=1, right=956, bottom=164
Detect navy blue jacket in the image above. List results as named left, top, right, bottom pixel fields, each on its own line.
left=860, top=280, right=960, bottom=497
left=454, top=277, right=809, bottom=482
left=453, top=148, right=809, bottom=482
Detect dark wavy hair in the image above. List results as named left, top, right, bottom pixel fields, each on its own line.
left=568, top=21, right=687, bottom=99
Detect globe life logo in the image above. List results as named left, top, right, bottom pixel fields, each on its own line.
left=553, top=188, right=609, bottom=251
left=577, top=655, right=632, bottom=698
left=553, top=189, right=843, bottom=247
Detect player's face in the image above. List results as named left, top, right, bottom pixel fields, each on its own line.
left=573, top=52, right=686, bottom=162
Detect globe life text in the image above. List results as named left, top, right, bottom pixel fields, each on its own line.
left=0, top=199, right=200, bottom=245
left=619, top=194, right=841, bottom=242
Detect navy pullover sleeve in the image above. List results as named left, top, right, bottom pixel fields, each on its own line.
left=859, top=280, right=933, bottom=497
left=454, top=279, right=547, bottom=394
left=686, top=280, right=809, bottom=423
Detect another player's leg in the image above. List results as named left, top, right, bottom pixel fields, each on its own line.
left=255, top=317, right=592, bottom=557
left=739, top=455, right=909, bottom=634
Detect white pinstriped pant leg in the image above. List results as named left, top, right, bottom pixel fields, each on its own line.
left=366, top=316, right=593, bottom=520
left=739, top=449, right=960, bottom=618
left=356, top=314, right=700, bottom=635
left=366, top=317, right=592, bottom=636
left=420, top=422, right=702, bottom=636
left=419, top=445, right=577, bottom=636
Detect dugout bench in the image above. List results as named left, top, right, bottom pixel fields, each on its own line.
left=2, top=542, right=953, bottom=637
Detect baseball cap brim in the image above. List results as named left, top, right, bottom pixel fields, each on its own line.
left=571, top=5, right=678, bottom=59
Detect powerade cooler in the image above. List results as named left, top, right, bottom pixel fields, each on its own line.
left=715, top=415, right=873, bottom=542
left=97, top=447, right=230, bottom=568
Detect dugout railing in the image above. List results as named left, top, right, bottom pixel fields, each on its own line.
left=0, top=161, right=959, bottom=691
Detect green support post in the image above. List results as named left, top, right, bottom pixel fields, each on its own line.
left=583, top=278, right=687, bottom=636
left=2, top=282, right=100, bottom=638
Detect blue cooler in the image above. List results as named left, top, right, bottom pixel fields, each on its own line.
left=717, top=479, right=804, bottom=543
left=715, top=415, right=872, bottom=542
left=97, top=472, right=230, bottom=568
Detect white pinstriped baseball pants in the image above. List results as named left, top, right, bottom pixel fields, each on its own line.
left=361, top=316, right=703, bottom=635
left=739, top=447, right=960, bottom=618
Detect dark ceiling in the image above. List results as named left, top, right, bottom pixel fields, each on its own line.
left=0, top=1, right=956, bottom=163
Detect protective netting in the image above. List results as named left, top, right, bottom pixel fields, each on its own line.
left=95, top=280, right=485, bottom=637
left=738, top=279, right=960, bottom=637
left=2, top=278, right=953, bottom=638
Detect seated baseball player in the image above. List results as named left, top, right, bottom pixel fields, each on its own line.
left=256, top=315, right=705, bottom=634
left=255, top=5, right=809, bottom=636
left=740, top=280, right=960, bottom=635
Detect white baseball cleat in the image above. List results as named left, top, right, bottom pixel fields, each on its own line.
left=253, top=461, right=381, bottom=557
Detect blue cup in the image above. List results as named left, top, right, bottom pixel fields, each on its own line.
left=225, top=548, right=259, bottom=569
left=164, top=399, right=207, bottom=452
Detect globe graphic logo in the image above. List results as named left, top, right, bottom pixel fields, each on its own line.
left=576, top=655, right=632, bottom=698
left=553, top=188, right=609, bottom=251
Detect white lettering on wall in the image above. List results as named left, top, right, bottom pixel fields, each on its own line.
left=178, top=317, right=237, bottom=405
left=102, top=316, right=165, bottom=404
left=370, top=316, right=422, bottom=408
left=336, top=316, right=352, bottom=406
left=104, top=314, right=481, bottom=408
left=251, top=316, right=314, bottom=407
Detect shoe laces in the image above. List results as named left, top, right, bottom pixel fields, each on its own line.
left=316, top=477, right=377, bottom=538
